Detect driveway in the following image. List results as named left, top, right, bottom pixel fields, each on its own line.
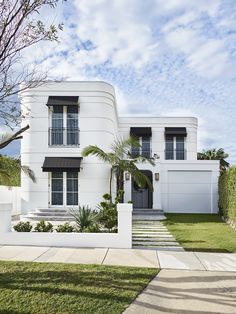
left=124, top=269, right=236, bottom=314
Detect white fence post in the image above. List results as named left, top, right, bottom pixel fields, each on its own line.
left=117, top=203, right=133, bottom=248
left=0, top=204, right=12, bottom=232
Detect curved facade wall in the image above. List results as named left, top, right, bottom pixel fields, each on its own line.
left=20, top=82, right=118, bottom=212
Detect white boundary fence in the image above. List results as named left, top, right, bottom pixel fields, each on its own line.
left=0, top=204, right=133, bottom=249
left=0, top=186, right=21, bottom=215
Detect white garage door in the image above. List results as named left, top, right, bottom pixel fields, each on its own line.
left=168, top=171, right=212, bottom=213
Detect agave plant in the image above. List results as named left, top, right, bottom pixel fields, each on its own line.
left=70, top=206, right=99, bottom=232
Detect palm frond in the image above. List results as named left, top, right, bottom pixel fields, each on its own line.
left=21, top=165, right=37, bottom=183
left=82, top=145, right=112, bottom=163
left=111, top=136, right=140, bottom=157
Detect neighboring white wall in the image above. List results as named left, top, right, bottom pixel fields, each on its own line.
left=119, top=116, right=198, bottom=160
left=0, top=204, right=133, bottom=249
left=0, top=186, right=21, bottom=215
left=20, top=81, right=119, bottom=213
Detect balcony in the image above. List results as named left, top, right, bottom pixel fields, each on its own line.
left=165, top=149, right=187, bottom=160
left=48, top=128, right=80, bottom=146
left=131, top=149, right=152, bottom=158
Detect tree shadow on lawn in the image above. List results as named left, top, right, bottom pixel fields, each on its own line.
left=0, top=263, right=158, bottom=302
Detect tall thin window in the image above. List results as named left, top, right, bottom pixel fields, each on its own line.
left=165, top=136, right=174, bottom=159
left=141, top=136, right=151, bottom=157
left=51, top=106, right=63, bottom=145
left=176, top=136, right=185, bottom=160
left=51, top=172, right=63, bottom=205
left=66, top=172, right=78, bottom=205
left=67, top=106, right=79, bottom=145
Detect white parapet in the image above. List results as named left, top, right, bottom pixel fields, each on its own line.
left=0, top=203, right=133, bottom=249
left=0, top=204, right=12, bottom=232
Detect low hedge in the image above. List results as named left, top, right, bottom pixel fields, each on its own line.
left=219, top=167, right=236, bottom=222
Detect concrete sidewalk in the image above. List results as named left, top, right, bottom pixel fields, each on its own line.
left=124, top=269, right=236, bottom=314
left=0, top=245, right=236, bottom=271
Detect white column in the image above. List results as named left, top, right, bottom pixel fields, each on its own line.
left=0, top=204, right=12, bottom=232
left=123, top=173, right=132, bottom=203
left=117, top=203, right=133, bottom=248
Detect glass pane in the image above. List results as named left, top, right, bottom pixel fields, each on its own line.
left=67, top=129, right=79, bottom=145
left=51, top=129, right=63, bottom=145
left=142, top=136, right=151, bottom=157
left=52, top=192, right=63, bottom=205
left=165, top=136, right=174, bottom=159
left=66, top=172, right=78, bottom=205
left=176, top=136, right=185, bottom=160
left=52, top=172, right=63, bottom=179
left=51, top=106, right=63, bottom=145
left=131, top=136, right=141, bottom=157
left=52, top=180, right=63, bottom=192
left=67, top=193, right=78, bottom=205
left=67, top=172, right=78, bottom=179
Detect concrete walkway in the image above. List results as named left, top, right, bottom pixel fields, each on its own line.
left=124, top=269, right=236, bottom=313
left=0, top=245, right=236, bottom=271
left=132, top=220, right=184, bottom=251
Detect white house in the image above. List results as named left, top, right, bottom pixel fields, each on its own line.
left=19, top=81, right=219, bottom=219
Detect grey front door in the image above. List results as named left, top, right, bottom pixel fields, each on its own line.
left=132, top=170, right=153, bottom=209
left=132, top=188, right=149, bottom=208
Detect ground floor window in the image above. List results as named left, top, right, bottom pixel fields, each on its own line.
left=51, top=171, right=78, bottom=206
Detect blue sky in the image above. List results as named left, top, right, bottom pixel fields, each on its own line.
left=2, top=0, right=236, bottom=162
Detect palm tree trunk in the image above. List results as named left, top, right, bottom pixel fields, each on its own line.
left=109, top=167, right=113, bottom=204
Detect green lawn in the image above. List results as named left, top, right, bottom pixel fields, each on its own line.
left=163, top=214, right=236, bottom=253
left=0, top=261, right=158, bottom=314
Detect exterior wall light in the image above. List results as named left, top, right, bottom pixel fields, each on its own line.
left=155, top=173, right=160, bottom=181
left=125, top=172, right=130, bottom=180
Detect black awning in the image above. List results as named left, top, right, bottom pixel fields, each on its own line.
left=46, top=96, right=79, bottom=106
left=130, top=127, right=152, bottom=137
left=42, top=157, right=83, bottom=172
left=165, top=127, right=187, bottom=137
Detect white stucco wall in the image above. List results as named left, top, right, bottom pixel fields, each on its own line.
left=20, top=81, right=118, bottom=213
left=119, top=116, right=198, bottom=160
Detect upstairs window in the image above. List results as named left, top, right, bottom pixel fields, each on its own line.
left=47, top=96, right=79, bottom=146
left=165, top=128, right=187, bottom=160
left=130, top=127, right=152, bottom=158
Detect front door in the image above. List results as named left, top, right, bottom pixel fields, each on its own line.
left=132, top=170, right=153, bottom=209
left=51, top=171, right=78, bottom=206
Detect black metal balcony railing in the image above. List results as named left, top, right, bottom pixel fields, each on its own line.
left=49, top=128, right=80, bottom=146
left=165, top=149, right=187, bottom=160
left=131, top=149, right=152, bottom=158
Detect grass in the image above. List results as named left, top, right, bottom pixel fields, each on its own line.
left=163, top=214, right=236, bottom=253
left=0, top=261, right=158, bottom=314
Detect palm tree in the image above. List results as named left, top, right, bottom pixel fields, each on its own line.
left=197, top=148, right=229, bottom=171
left=82, top=137, right=155, bottom=203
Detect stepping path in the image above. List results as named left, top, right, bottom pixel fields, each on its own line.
left=132, top=220, right=184, bottom=251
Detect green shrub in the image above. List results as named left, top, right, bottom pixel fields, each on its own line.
left=70, top=206, right=98, bottom=232
left=34, top=220, right=54, bottom=232
left=219, top=167, right=236, bottom=222
left=13, top=221, right=32, bottom=232
left=83, top=223, right=101, bottom=233
left=56, top=222, right=74, bottom=233
left=97, top=193, right=118, bottom=232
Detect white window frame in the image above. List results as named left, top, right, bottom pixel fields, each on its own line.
left=165, top=136, right=186, bottom=160
left=49, top=105, right=79, bottom=147
left=49, top=172, right=79, bottom=207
